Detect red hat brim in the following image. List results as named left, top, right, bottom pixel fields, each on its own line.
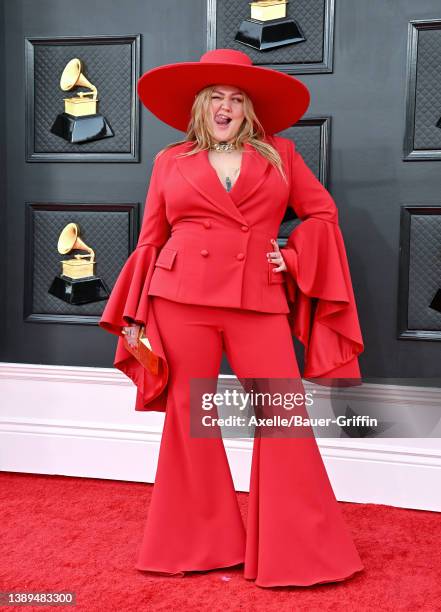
left=137, top=61, right=310, bottom=135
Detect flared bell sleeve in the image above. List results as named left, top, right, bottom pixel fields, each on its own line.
left=280, top=140, right=364, bottom=385
left=99, top=157, right=171, bottom=411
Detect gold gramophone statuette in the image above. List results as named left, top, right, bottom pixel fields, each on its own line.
left=235, top=0, right=306, bottom=51
left=48, top=222, right=110, bottom=305
left=58, top=222, right=96, bottom=278
left=60, top=58, right=99, bottom=117
left=50, top=58, right=114, bottom=144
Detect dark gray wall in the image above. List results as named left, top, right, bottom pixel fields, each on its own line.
left=0, top=0, right=6, bottom=357
left=1, top=0, right=441, bottom=379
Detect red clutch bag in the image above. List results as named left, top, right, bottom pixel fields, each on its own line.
left=122, top=327, right=159, bottom=376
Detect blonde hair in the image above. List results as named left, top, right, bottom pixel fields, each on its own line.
left=154, top=85, right=287, bottom=183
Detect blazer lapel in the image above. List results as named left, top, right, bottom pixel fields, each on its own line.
left=229, top=142, right=271, bottom=207
left=175, top=142, right=270, bottom=225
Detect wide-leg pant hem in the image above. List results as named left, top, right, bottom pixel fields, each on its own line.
left=134, top=557, right=245, bottom=577
left=245, top=564, right=365, bottom=588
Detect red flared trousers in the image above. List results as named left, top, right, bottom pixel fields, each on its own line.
left=135, top=296, right=364, bottom=587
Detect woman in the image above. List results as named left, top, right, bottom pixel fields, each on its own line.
left=99, top=49, right=365, bottom=588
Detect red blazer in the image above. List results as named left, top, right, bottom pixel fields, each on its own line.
left=99, top=135, right=364, bottom=412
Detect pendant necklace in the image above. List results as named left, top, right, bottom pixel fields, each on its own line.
left=225, top=167, right=240, bottom=192
left=209, top=141, right=240, bottom=191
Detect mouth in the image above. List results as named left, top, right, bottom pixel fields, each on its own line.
left=214, top=113, right=232, bottom=127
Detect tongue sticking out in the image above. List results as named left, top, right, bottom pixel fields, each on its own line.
left=215, top=116, right=230, bottom=125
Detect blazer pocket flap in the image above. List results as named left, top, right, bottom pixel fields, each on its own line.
left=155, top=247, right=177, bottom=270
left=268, top=263, right=285, bottom=284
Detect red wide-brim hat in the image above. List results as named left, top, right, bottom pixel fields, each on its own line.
left=137, top=49, right=310, bottom=135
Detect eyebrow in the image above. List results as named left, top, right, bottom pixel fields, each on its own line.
left=212, top=89, right=244, bottom=96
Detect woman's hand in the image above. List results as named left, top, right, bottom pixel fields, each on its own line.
left=267, top=238, right=287, bottom=274
left=122, top=323, right=143, bottom=348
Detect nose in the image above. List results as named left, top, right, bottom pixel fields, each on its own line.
left=220, top=99, right=232, bottom=111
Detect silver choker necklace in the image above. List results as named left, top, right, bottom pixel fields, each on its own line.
left=210, top=141, right=237, bottom=153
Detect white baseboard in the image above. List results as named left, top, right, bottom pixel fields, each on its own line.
left=1, top=362, right=440, bottom=511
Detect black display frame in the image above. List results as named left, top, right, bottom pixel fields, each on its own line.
left=24, top=201, right=139, bottom=325
left=397, top=204, right=441, bottom=341
left=403, top=19, right=441, bottom=161
left=25, top=34, right=141, bottom=162
left=206, top=0, right=335, bottom=74
left=278, top=115, right=332, bottom=243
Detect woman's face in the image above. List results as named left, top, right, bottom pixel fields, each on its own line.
left=208, top=85, right=245, bottom=143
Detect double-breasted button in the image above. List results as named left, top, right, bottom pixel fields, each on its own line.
left=203, top=220, right=211, bottom=228
left=200, top=249, right=209, bottom=257
left=236, top=252, right=245, bottom=261
left=241, top=225, right=249, bottom=232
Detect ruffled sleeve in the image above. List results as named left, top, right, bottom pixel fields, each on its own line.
left=99, top=155, right=171, bottom=411
left=280, top=140, right=364, bottom=386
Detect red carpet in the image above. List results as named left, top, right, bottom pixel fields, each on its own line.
left=0, top=471, right=440, bottom=611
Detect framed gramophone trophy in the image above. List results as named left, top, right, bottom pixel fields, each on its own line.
left=206, top=0, right=335, bottom=74
left=50, top=58, right=114, bottom=144
left=24, top=202, right=139, bottom=325
left=48, top=222, right=110, bottom=305
left=25, top=35, right=140, bottom=162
